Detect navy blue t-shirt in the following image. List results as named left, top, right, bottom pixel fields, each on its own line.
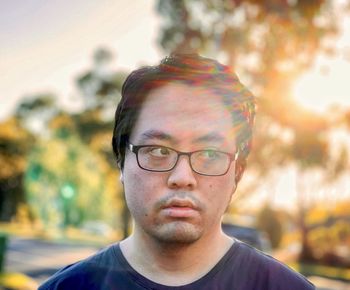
left=39, top=240, right=315, bottom=290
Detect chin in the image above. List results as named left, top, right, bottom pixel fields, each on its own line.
left=150, top=221, right=203, bottom=244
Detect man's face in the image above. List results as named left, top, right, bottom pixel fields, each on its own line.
left=122, top=82, right=238, bottom=244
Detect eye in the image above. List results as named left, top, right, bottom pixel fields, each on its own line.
left=199, top=149, right=220, bottom=159
left=148, top=146, right=171, bottom=157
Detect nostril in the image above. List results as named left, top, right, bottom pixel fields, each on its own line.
left=169, top=181, right=195, bottom=190
left=166, top=155, right=197, bottom=189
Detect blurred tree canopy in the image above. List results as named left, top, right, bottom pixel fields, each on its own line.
left=26, top=125, right=120, bottom=230
left=257, top=204, right=283, bottom=248
left=157, top=0, right=339, bottom=154
left=0, top=118, right=34, bottom=221
left=0, top=48, right=129, bottom=237
left=156, top=0, right=350, bottom=263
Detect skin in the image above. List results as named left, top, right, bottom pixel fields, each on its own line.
left=120, top=82, right=242, bottom=286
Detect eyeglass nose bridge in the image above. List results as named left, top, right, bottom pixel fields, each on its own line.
left=128, top=142, right=237, bottom=176
left=170, top=151, right=195, bottom=172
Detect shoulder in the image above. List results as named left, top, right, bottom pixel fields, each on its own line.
left=38, top=243, right=121, bottom=290
left=227, top=241, right=315, bottom=290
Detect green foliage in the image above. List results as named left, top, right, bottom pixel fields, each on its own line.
left=15, top=94, right=56, bottom=119
left=304, top=201, right=350, bottom=267
left=0, top=118, right=34, bottom=221
left=25, top=132, right=119, bottom=230
left=0, top=47, right=126, bottom=234
left=76, top=47, right=127, bottom=113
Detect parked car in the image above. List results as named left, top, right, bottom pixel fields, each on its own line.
left=222, top=223, right=271, bottom=252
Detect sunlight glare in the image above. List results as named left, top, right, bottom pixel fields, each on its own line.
left=293, top=57, right=350, bottom=113
left=293, top=12, right=350, bottom=113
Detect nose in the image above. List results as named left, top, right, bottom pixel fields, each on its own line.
left=167, top=155, right=197, bottom=190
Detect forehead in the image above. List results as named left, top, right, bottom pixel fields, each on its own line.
left=130, top=82, right=236, bottom=146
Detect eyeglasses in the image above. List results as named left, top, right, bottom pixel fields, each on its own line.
left=127, top=142, right=238, bottom=176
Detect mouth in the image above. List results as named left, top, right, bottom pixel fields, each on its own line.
left=161, top=199, right=199, bottom=218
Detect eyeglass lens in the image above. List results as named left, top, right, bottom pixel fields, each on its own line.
left=136, top=146, right=231, bottom=176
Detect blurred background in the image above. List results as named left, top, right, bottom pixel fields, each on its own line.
left=0, top=0, right=350, bottom=289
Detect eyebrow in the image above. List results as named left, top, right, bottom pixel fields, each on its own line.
left=138, top=130, right=174, bottom=144
left=137, top=130, right=225, bottom=145
left=194, top=132, right=225, bottom=144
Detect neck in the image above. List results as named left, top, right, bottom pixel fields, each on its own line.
left=120, top=225, right=233, bottom=286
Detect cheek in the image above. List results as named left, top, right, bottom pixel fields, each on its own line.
left=205, top=178, right=235, bottom=206
left=124, top=172, right=147, bottom=210
left=205, top=182, right=222, bottom=203
left=124, top=169, right=163, bottom=214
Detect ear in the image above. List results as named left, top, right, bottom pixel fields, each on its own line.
left=234, top=159, right=246, bottom=184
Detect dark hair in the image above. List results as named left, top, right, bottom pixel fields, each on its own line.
left=112, top=54, right=255, bottom=171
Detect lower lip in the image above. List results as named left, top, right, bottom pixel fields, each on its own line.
left=162, top=207, right=198, bottom=218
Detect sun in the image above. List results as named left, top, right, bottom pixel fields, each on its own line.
left=293, top=13, right=350, bottom=114
left=293, top=56, right=350, bottom=114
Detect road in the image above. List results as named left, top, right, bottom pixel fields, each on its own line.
left=3, top=237, right=350, bottom=289
left=4, top=237, right=99, bottom=284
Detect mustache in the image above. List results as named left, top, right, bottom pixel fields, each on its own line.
left=155, top=192, right=205, bottom=211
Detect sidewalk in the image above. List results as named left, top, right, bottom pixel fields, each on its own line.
left=4, top=237, right=99, bottom=287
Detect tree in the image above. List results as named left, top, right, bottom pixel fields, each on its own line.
left=75, top=47, right=130, bottom=237
left=257, top=205, right=283, bottom=249
left=15, top=94, right=58, bottom=136
left=0, top=49, right=128, bottom=237
left=26, top=118, right=121, bottom=231
left=156, top=0, right=339, bottom=180
left=156, top=0, right=349, bottom=263
left=0, top=94, right=60, bottom=223
left=0, top=117, right=34, bottom=221
left=76, top=47, right=127, bottom=114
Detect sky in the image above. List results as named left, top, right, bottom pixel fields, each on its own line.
left=1, top=1, right=350, bottom=211
left=1, top=0, right=350, bottom=120
left=0, top=0, right=162, bottom=120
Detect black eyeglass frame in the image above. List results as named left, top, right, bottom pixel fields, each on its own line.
left=127, top=142, right=239, bottom=176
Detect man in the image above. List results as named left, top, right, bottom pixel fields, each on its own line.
left=39, top=54, right=314, bottom=289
